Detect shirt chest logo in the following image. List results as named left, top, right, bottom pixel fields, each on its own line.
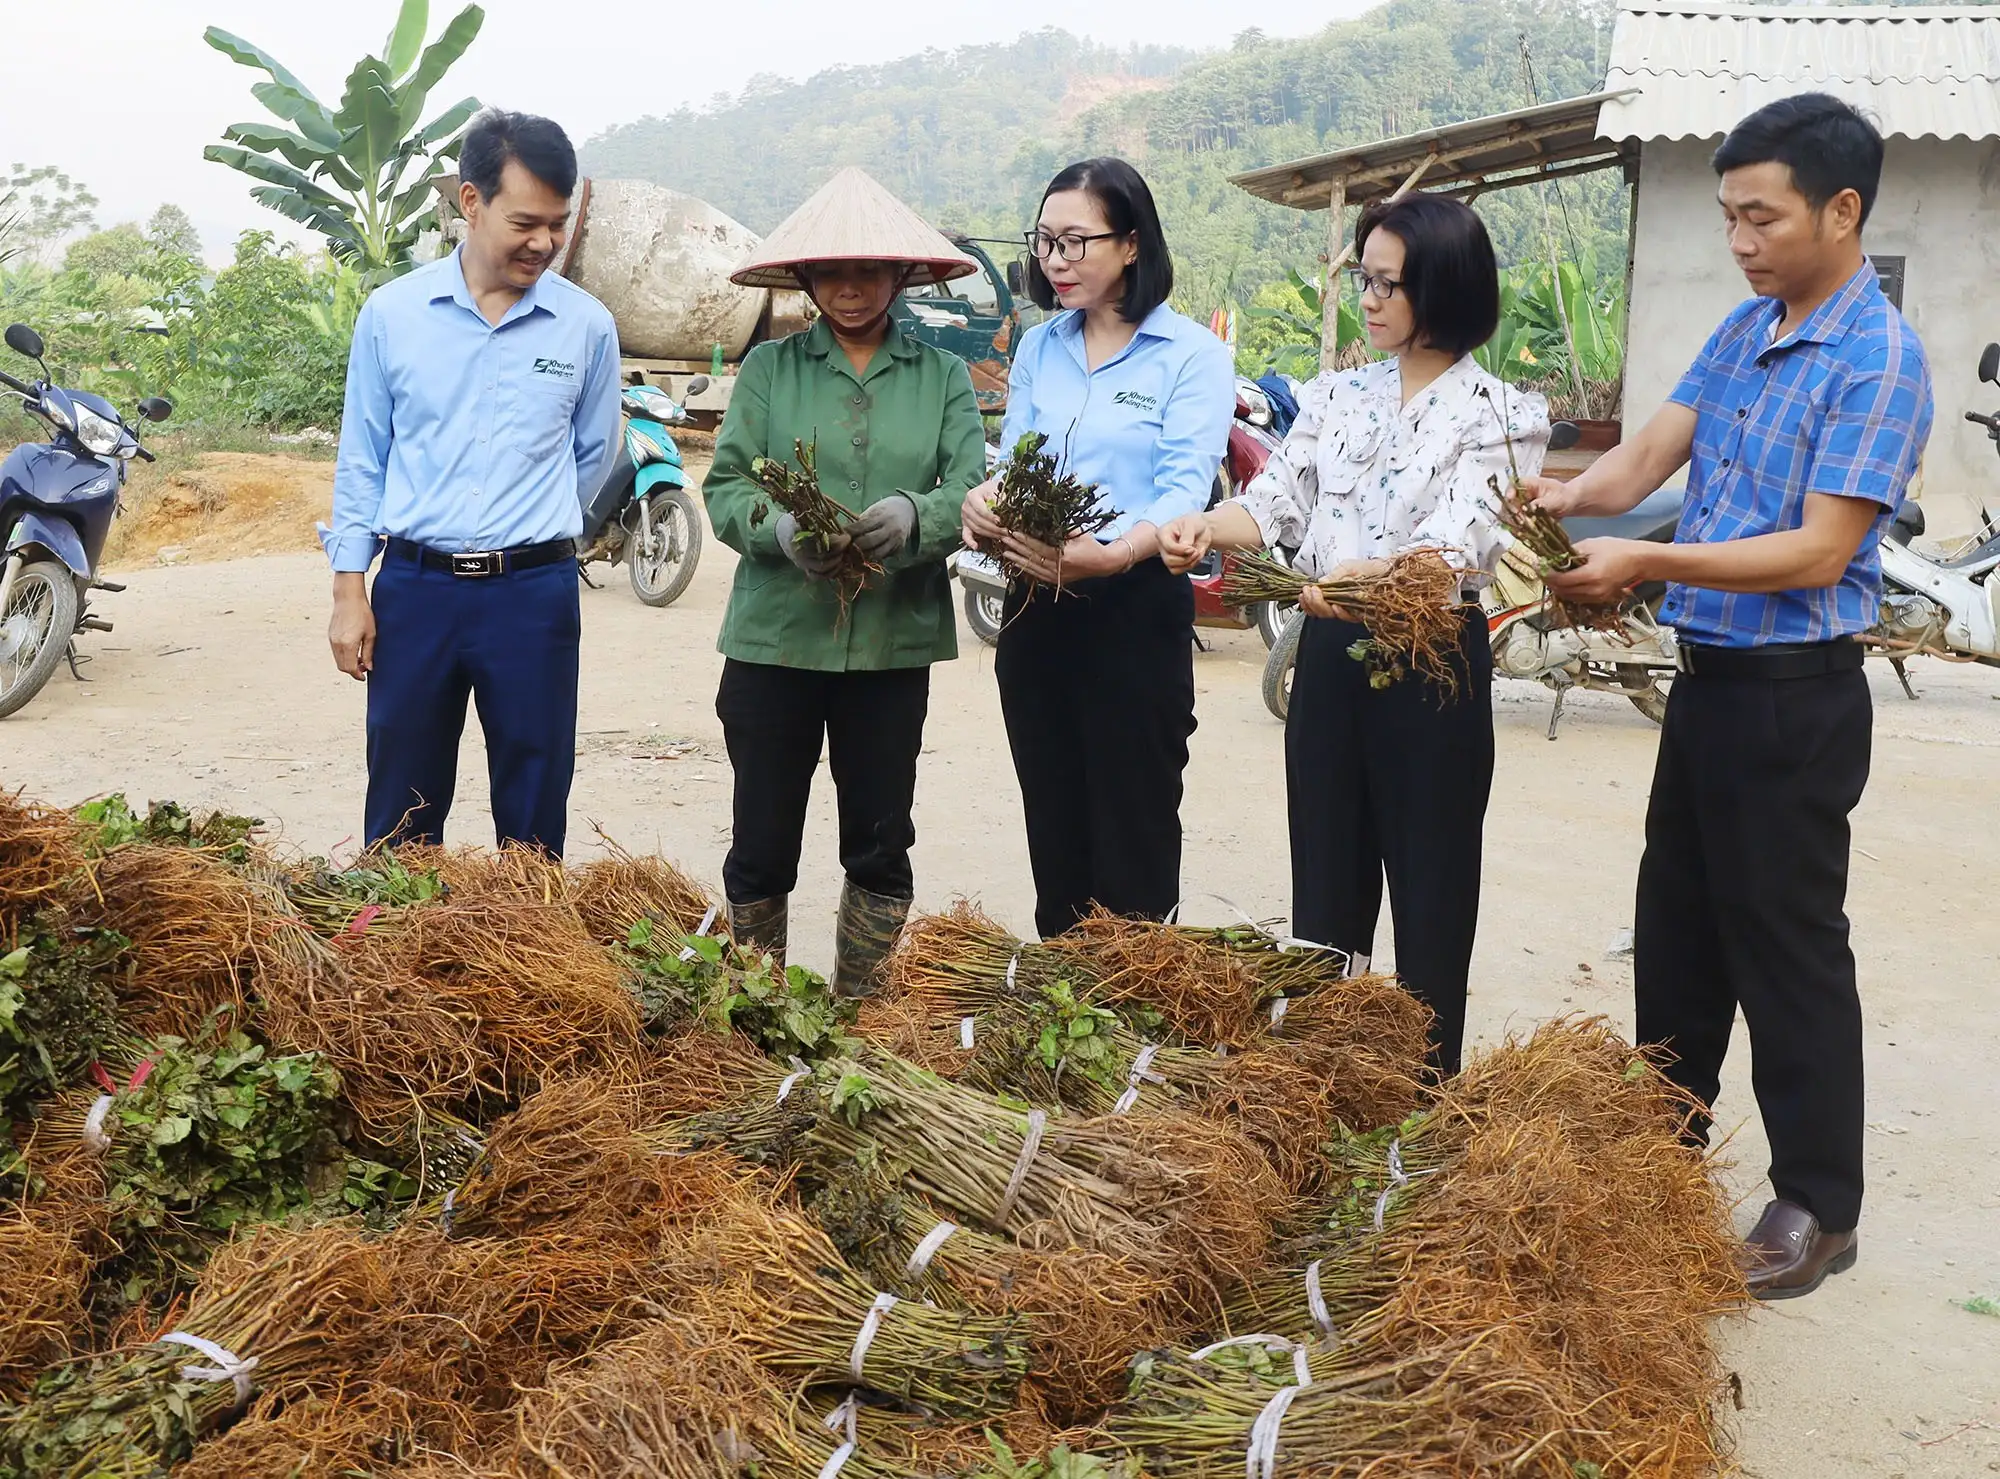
left=1113, top=389, right=1158, bottom=413
left=532, top=357, right=578, bottom=381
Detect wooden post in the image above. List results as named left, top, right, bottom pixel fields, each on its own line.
left=1319, top=175, right=1347, bottom=368
left=1319, top=155, right=1436, bottom=371
left=1618, top=148, right=1640, bottom=425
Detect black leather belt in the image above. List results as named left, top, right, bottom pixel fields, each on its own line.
left=1674, top=637, right=1864, bottom=679
left=385, top=536, right=575, bottom=578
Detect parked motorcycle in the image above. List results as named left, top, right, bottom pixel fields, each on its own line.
left=578, top=380, right=706, bottom=607
left=1260, top=421, right=1682, bottom=734
left=952, top=378, right=1291, bottom=647
left=1869, top=341, right=2000, bottom=688
left=0, top=323, right=169, bottom=719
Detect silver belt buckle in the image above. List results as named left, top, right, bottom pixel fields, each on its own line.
left=450, top=550, right=502, bottom=577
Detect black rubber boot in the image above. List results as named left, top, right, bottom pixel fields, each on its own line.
left=728, top=895, right=789, bottom=967
left=830, top=881, right=912, bottom=998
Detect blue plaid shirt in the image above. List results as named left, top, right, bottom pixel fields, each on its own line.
left=1660, top=264, right=1933, bottom=648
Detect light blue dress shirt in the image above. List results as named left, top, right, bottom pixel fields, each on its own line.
left=328, top=248, right=622, bottom=573
left=997, top=304, right=1235, bottom=540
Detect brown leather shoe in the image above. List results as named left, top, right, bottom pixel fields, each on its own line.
left=1743, top=1199, right=1857, bottom=1301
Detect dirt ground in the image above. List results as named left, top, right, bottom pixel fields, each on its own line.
left=7, top=455, right=2000, bottom=1476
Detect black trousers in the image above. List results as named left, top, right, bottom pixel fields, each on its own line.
left=995, top=558, right=1196, bottom=940
left=365, top=553, right=579, bottom=854
left=715, top=659, right=931, bottom=905
left=1635, top=663, right=1871, bottom=1233
left=1286, top=607, right=1493, bottom=1076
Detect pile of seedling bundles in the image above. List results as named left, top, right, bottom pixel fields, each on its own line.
left=0, top=787, right=1749, bottom=1478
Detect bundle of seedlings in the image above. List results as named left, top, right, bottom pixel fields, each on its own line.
left=169, top=1379, right=428, bottom=1479
left=1490, top=477, right=1629, bottom=633
left=750, top=436, right=878, bottom=611
left=568, top=834, right=716, bottom=946
left=620, top=915, right=851, bottom=1059
left=983, top=431, right=1115, bottom=586
left=786, top=1051, right=1284, bottom=1290
left=858, top=981, right=1426, bottom=1194
left=0, top=790, right=85, bottom=937
left=0, top=1203, right=91, bottom=1402
left=280, top=851, right=448, bottom=937
left=884, top=903, right=1269, bottom=1049
left=1108, top=1324, right=1586, bottom=1479
left=74, top=794, right=262, bottom=865
left=810, top=1162, right=1190, bottom=1423
left=666, top=1183, right=1031, bottom=1419
left=1221, top=549, right=1468, bottom=690
left=0, top=1223, right=417, bottom=1477
left=0, top=918, right=131, bottom=1120
left=257, top=878, right=644, bottom=1140
left=71, top=842, right=270, bottom=1039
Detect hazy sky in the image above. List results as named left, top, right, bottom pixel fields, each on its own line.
left=3, top=1, right=1369, bottom=263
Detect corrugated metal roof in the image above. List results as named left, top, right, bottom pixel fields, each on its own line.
left=1601, top=1, right=2000, bottom=141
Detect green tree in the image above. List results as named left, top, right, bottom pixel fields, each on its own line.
left=202, top=0, right=484, bottom=279
left=3, top=165, right=98, bottom=258
left=63, top=223, right=152, bottom=281
left=146, top=204, right=203, bottom=261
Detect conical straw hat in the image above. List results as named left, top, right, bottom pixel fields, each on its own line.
left=730, top=167, right=980, bottom=289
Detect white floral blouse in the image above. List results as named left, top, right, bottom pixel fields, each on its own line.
left=1231, top=356, right=1550, bottom=587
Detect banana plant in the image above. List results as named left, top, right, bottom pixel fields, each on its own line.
left=1244, top=267, right=1367, bottom=377
left=202, top=0, right=485, bottom=281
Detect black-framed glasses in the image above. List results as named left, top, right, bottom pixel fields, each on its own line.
left=1348, top=267, right=1404, bottom=300
left=1025, top=229, right=1123, bottom=263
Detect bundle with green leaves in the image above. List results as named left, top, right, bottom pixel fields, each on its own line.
left=0, top=922, right=129, bottom=1118
left=73, top=794, right=263, bottom=864
left=620, top=916, right=852, bottom=1061
left=985, top=431, right=1116, bottom=584
left=91, top=1020, right=351, bottom=1244
left=281, top=851, right=448, bottom=936
left=750, top=435, right=879, bottom=611
left=673, top=1049, right=1285, bottom=1290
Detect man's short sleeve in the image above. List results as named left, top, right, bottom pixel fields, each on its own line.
left=1669, top=318, right=1734, bottom=412
left=1804, top=336, right=1934, bottom=511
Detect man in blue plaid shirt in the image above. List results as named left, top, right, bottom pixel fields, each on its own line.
left=1531, top=94, right=1933, bottom=1300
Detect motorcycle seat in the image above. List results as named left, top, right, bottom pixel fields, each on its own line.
left=1561, top=488, right=1685, bottom=544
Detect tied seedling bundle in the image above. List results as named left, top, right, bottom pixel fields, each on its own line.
left=0, top=922, right=129, bottom=1118
left=74, top=794, right=262, bottom=865
left=1222, top=550, right=1468, bottom=691
left=986, top=432, right=1115, bottom=587
left=0, top=791, right=85, bottom=936
left=621, top=917, right=851, bottom=1061
left=750, top=436, right=879, bottom=612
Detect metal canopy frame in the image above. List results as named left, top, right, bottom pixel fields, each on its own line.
left=1228, top=91, right=1642, bottom=361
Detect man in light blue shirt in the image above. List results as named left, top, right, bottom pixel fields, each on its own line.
left=328, top=109, right=620, bottom=855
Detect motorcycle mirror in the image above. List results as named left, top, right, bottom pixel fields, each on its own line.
left=1980, top=343, right=2000, bottom=386
left=137, top=396, right=173, bottom=424
left=684, top=376, right=710, bottom=398
left=1548, top=420, right=1582, bottom=452
left=5, top=324, right=46, bottom=362
left=1005, top=259, right=1026, bottom=295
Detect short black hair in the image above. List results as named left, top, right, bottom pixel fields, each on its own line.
left=1352, top=194, right=1500, bottom=358
left=460, top=109, right=578, bottom=202
left=1025, top=157, right=1173, bottom=323
left=1711, top=92, right=1883, bottom=227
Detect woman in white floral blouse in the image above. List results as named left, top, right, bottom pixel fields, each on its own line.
left=1161, top=194, right=1549, bottom=1075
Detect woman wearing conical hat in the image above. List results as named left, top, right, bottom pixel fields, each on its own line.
left=705, top=167, right=987, bottom=994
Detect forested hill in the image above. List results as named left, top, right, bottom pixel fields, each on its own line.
left=580, top=0, right=1622, bottom=302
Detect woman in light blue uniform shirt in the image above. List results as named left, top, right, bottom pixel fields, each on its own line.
left=962, top=157, right=1234, bottom=940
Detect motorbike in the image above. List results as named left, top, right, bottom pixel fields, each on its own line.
left=578, top=380, right=707, bottom=607
left=0, top=323, right=170, bottom=720
left=1260, top=420, right=1683, bottom=734
left=1868, top=341, right=2000, bottom=689
left=951, top=378, right=1290, bottom=647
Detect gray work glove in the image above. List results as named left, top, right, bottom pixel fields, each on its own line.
left=775, top=511, right=850, bottom=578
left=848, top=493, right=918, bottom=562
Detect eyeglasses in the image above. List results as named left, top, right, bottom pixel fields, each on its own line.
left=1347, top=267, right=1404, bottom=300
left=1025, top=230, right=1124, bottom=263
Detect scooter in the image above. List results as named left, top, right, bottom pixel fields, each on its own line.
left=1868, top=341, right=2000, bottom=689
left=578, top=380, right=707, bottom=607
left=951, top=380, right=1290, bottom=647
left=1260, top=421, right=1683, bottom=734
left=0, top=323, right=170, bottom=719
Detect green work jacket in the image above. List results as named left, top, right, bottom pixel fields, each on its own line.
left=706, top=319, right=986, bottom=671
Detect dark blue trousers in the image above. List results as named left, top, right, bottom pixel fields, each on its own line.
left=364, top=553, right=580, bottom=854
